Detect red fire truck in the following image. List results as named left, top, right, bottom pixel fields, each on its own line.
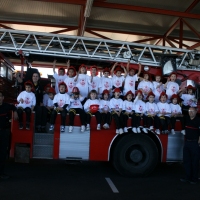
left=0, top=29, right=200, bottom=176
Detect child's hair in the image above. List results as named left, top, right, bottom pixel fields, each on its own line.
left=90, top=65, right=98, bottom=76
left=58, top=82, right=68, bottom=92
left=24, top=80, right=33, bottom=88
left=79, top=64, right=87, bottom=74
left=88, top=89, right=98, bottom=99
left=48, top=87, right=56, bottom=95
left=102, top=89, right=109, bottom=100
left=67, top=66, right=76, bottom=77
left=103, top=68, right=110, bottom=75
left=124, top=90, right=134, bottom=101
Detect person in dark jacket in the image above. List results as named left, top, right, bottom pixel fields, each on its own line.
left=180, top=107, right=200, bottom=184
left=0, top=92, right=18, bottom=179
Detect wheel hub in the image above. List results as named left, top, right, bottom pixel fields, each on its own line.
left=130, top=149, right=143, bottom=163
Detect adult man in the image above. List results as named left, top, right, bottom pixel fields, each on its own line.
left=180, top=107, right=200, bottom=184
left=0, top=92, right=18, bottom=179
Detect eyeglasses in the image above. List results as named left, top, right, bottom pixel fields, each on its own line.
left=188, top=110, right=195, bottom=112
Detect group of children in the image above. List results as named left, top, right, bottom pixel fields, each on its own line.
left=16, top=59, right=197, bottom=135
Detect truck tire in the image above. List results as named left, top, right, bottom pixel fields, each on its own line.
left=112, top=134, right=158, bottom=177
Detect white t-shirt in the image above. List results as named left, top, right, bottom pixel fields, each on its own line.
left=88, top=76, right=100, bottom=92
left=109, top=98, right=123, bottom=111
left=69, top=96, right=84, bottom=109
left=64, top=76, right=76, bottom=95
left=99, top=76, right=112, bottom=94
left=43, top=93, right=49, bottom=106
left=75, top=74, right=90, bottom=98
left=153, top=81, right=164, bottom=102
left=170, top=103, right=182, bottom=115
left=53, top=93, right=70, bottom=107
left=133, top=99, right=146, bottom=113
left=47, top=98, right=54, bottom=107
left=99, top=99, right=110, bottom=112
left=137, top=80, right=153, bottom=94
left=165, top=81, right=179, bottom=100
left=157, top=102, right=171, bottom=117
left=123, top=100, right=134, bottom=113
left=181, top=94, right=197, bottom=107
left=53, top=73, right=68, bottom=94
left=84, top=99, right=100, bottom=112
left=123, top=74, right=138, bottom=95
left=145, top=102, right=159, bottom=115
left=112, top=75, right=125, bottom=88
left=17, top=91, right=36, bottom=109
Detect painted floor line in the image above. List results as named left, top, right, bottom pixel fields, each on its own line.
left=105, top=177, right=119, bottom=193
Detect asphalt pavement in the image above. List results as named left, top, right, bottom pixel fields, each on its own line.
left=0, top=159, right=200, bottom=200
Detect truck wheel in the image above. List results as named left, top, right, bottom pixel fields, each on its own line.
left=112, top=134, right=158, bottom=177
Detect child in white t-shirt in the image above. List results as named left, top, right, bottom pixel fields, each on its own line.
left=46, top=87, right=55, bottom=123
left=144, top=91, right=159, bottom=131
left=99, top=68, right=112, bottom=95
left=49, top=82, right=70, bottom=132
left=109, top=88, right=124, bottom=134
left=152, top=72, right=164, bottom=103
left=53, top=59, right=68, bottom=93
left=68, top=87, right=86, bottom=133
left=111, top=62, right=127, bottom=94
left=137, top=72, right=153, bottom=100
left=84, top=90, right=101, bottom=131
left=88, top=66, right=100, bottom=94
left=156, top=92, right=171, bottom=134
left=164, top=72, right=179, bottom=101
left=170, top=94, right=185, bottom=135
left=179, top=85, right=197, bottom=113
left=122, top=91, right=134, bottom=133
left=132, top=90, right=146, bottom=133
left=17, top=81, right=36, bottom=130
left=64, top=61, right=76, bottom=95
left=74, top=64, right=90, bottom=99
left=99, top=89, right=111, bottom=129
left=123, top=60, right=141, bottom=96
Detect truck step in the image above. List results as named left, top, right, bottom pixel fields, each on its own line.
left=34, top=133, right=54, bottom=145
left=33, top=145, right=53, bottom=158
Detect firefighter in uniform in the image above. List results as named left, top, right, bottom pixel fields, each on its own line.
left=0, top=92, right=18, bottom=179
left=180, top=107, right=200, bottom=184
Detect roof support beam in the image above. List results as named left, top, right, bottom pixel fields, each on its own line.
left=179, top=19, right=183, bottom=48
left=0, top=24, right=14, bottom=29
left=170, top=38, right=189, bottom=48
left=77, top=5, right=85, bottom=36
left=85, top=30, right=112, bottom=40
left=50, top=28, right=77, bottom=34
left=187, top=41, right=200, bottom=49
left=133, top=36, right=161, bottom=43
left=165, top=37, right=177, bottom=48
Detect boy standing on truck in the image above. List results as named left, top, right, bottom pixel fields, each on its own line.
left=53, top=60, right=69, bottom=94
left=16, top=81, right=36, bottom=130
left=123, top=60, right=141, bottom=96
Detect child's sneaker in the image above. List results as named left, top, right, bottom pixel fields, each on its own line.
left=137, top=127, right=141, bottom=133
left=181, top=130, right=185, bottom=135
left=69, top=126, right=73, bottom=133
left=61, top=126, right=65, bottom=132
left=26, top=123, right=30, bottom=130
left=171, top=129, right=175, bottom=135
left=103, top=123, right=108, bottom=129
left=97, top=124, right=101, bottom=130
left=132, top=127, right=137, bottom=133
left=119, top=128, right=124, bottom=134
left=149, top=126, right=154, bottom=130
left=49, top=125, right=54, bottom=131
left=124, top=127, right=128, bottom=133
left=142, top=127, right=148, bottom=134
left=86, top=124, right=90, bottom=131
left=165, top=130, right=169, bottom=134
left=81, top=125, right=85, bottom=132
left=19, top=123, right=23, bottom=130
left=155, top=129, right=160, bottom=135
left=116, top=129, right=119, bottom=134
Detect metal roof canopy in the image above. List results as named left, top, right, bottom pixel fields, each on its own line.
left=0, top=0, right=200, bottom=66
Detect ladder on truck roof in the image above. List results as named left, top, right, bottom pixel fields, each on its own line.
left=0, top=28, right=199, bottom=68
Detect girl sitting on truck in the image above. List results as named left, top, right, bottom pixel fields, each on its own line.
left=49, top=82, right=70, bottom=132
left=170, top=94, right=185, bottom=135
left=99, top=89, right=111, bottom=129
left=68, top=87, right=86, bottom=133
left=156, top=92, right=171, bottom=134
left=84, top=90, right=101, bottom=131
left=109, top=88, right=124, bottom=134
left=122, top=90, right=134, bottom=133
left=132, top=90, right=146, bottom=134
